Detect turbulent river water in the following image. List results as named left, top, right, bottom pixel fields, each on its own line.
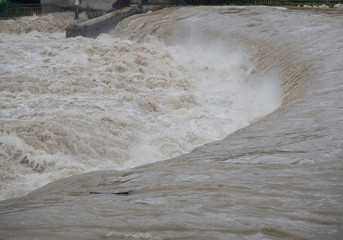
left=0, top=10, right=282, bottom=200
left=0, top=6, right=343, bottom=240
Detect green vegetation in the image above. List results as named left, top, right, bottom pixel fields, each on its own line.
left=0, top=0, right=20, bottom=18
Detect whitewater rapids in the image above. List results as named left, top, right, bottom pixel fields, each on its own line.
left=0, top=10, right=281, bottom=200
left=0, top=6, right=343, bottom=240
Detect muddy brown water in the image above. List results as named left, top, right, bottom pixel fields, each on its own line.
left=0, top=6, right=342, bottom=240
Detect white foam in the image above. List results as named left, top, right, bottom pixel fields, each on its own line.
left=0, top=13, right=281, bottom=200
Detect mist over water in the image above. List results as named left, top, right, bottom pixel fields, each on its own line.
left=0, top=11, right=281, bottom=200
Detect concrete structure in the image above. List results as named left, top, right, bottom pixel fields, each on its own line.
left=41, top=0, right=181, bottom=12
left=41, top=0, right=118, bottom=12
left=43, top=0, right=184, bottom=38
left=66, top=5, right=162, bottom=38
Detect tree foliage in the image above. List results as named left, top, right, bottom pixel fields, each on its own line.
left=0, top=0, right=20, bottom=18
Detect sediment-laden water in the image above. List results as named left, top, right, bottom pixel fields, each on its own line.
left=0, top=6, right=342, bottom=240
left=0, top=10, right=281, bottom=200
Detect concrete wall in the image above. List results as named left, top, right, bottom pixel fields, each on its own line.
left=66, top=5, right=161, bottom=38
left=41, top=0, right=119, bottom=12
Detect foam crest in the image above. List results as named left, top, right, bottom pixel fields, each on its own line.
left=0, top=12, right=87, bottom=34
left=0, top=11, right=281, bottom=200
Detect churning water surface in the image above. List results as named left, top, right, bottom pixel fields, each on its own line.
left=0, top=10, right=281, bottom=200
left=0, top=6, right=342, bottom=240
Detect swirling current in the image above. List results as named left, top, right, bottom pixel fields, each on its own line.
left=0, top=6, right=342, bottom=240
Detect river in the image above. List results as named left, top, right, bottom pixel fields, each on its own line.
left=0, top=6, right=342, bottom=240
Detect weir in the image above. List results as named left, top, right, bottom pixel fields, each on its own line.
left=0, top=6, right=342, bottom=240
left=63, top=0, right=342, bottom=38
